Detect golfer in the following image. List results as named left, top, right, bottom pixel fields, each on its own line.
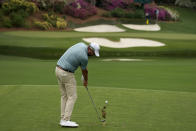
left=55, top=42, right=100, bottom=127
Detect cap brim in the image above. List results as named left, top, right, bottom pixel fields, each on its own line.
left=95, top=50, right=100, bottom=57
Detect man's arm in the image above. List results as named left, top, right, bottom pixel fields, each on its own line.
left=81, top=67, right=88, bottom=87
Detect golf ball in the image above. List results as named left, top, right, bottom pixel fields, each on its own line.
left=105, top=100, right=108, bottom=104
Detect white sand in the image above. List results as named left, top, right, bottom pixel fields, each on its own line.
left=74, top=24, right=125, bottom=32
left=122, top=24, right=161, bottom=31
left=101, top=58, right=144, bottom=62
left=83, top=38, right=165, bottom=48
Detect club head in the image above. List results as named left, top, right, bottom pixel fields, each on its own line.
left=101, top=119, right=105, bottom=122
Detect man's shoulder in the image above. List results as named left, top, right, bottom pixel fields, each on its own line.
left=68, top=42, right=87, bottom=51
left=76, top=42, right=87, bottom=47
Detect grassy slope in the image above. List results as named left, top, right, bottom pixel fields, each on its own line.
left=160, top=7, right=196, bottom=34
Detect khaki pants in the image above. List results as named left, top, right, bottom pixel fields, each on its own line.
left=55, top=67, right=77, bottom=121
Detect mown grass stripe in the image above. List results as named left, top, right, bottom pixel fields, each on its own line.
left=0, top=85, right=195, bottom=94
left=3, top=31, right=196, bottom=40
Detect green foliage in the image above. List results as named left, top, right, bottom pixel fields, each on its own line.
left=0, top=9, right=3, bottom=21
left=154, top=0, right=176, bottom=5
left=133, top=9, right=145, bottom=18
left=1, top=17, right=12, bottom=28
left=111, top=8, right=125, bottom=17
left=42, top=13, right=57, bottom=27
left=25, top=1, right=38, bottom=14
left=194, top=2, right=196, bottom=9
left=34, top=0, right=53, bottom=10
left=34, top=21, right=52, bottom=30
left=10, top=11, right=26, bottom=27
left=34, top=13, right=67, bottom=30
left=2, top=0, right=38, bottom=15
left=56, top=18, right=67, bottom=29
left=102, top=12, right=111, bottom=17
left=0, top=0, right=38, bottom=28
left=53, top=0, right=65, bottom=14
left=104, top=8, right=145, bottom=19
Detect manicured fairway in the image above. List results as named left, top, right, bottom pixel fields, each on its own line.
left=0, top=55, right=196, bottom=92
left=0, top=85, right=196, bottom=131
left=0, top=55, right=196, bottom=131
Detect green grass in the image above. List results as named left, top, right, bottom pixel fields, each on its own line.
left=0, top=85, right=196, bottom=131
left=159, top=7, right=196, bottom=34
left=0, top=54, right=196, bottom=131
left=0, top=55, right=196, bottom=92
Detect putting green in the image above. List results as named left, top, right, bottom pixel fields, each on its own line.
left=0, top=85, right=195, bottom=131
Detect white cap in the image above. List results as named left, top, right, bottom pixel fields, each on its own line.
left=89, top=43, right=100, bottom=57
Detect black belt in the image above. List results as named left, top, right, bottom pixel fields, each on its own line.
left=56, top=65, right=74, bottom=73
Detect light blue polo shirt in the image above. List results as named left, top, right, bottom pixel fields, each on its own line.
left=57, top=42, right=88, bottom=72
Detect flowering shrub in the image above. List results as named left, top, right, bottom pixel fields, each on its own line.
left=34, top=21, right=52, bottom=30
left=34, top=13, right=67, bottom=30
left=42, top=13, right=57, bottom=27
left=159, top=6, right=179, bottom=21
left=56, top=18, right=67, bottom=29
left=64, top=0, right=97, bottom=19
left=144, top=4, right=172, bottom=21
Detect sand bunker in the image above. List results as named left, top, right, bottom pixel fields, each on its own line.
left=101, top=58, right=144, bottom=62
left=74, top=24, right=160, bottom=32
left=74, top=24, right=125, bottom=32
left=83, top=38, right=165, bottom=48
left=122, top=24, right=161, bottom=31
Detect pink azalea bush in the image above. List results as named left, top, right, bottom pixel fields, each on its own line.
left=144, top=4, right=171, bottom=21
left=64, top=0, right=97, bottom=19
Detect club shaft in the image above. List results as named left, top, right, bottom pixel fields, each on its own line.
left=86, top=87, right=102, bottom=121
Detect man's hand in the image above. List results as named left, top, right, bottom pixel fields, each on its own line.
left=83, top=80, right=88, bottom=87
left=81, top=67, right=88, bottom=87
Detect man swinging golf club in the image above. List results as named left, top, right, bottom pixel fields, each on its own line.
left=55, top=42, right=100, bottom=127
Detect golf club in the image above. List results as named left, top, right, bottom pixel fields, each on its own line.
left=85, top=86, right=105, bottom=122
